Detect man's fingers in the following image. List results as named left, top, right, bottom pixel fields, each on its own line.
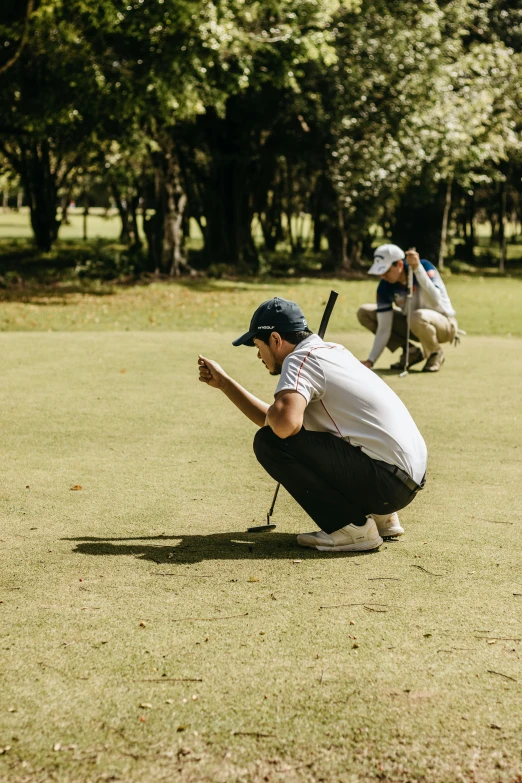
left=198, top=354, right=225, bottom=389
left=198, top=355, right=214, bottom=378
left=198, top=354, right=215, bottom=385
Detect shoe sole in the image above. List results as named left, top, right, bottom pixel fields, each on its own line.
left=376, top=526, right=404, bottom=537
left=298, top=536, right=383, bottom=552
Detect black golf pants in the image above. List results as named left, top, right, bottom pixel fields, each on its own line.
left=253, top=426, right=418, bottom=534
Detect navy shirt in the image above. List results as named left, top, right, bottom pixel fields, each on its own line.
left=376, top=259, right=454, bottom=317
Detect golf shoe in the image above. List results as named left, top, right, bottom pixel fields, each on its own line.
left=422, top=349, right=445, bottom=372
left=371, top=511, right=404, bottom=537
left=390, top=345, right=424, bottom=370
left=297, top=517, right=383, bottom=552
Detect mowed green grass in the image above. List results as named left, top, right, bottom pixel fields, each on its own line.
left=1, top=276, right=522, bottom=338
left=1, top=329, right=521, bottom=783
left=0, top=208, right=124, bottom=242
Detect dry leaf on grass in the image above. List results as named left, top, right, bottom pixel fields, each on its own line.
left=71, top=485, right=82, bottom=491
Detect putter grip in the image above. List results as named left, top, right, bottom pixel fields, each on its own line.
left=407, top=267, right=414, bottom=297
left=317, top=290, right=339, bottom=339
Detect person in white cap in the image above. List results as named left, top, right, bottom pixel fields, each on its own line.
left=357, top=244, right=458, bottom=372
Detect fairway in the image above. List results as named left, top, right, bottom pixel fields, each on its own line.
left=1, top=330, right=521, bottom=783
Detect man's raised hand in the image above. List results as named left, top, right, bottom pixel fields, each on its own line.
left=405, top=248, right=420, bottom=269
left=198, top=355, right=228, bottom=390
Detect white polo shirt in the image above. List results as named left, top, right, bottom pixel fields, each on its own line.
left=274, top=335, right=427, bottom=485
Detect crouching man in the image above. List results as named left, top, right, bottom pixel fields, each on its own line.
left=198, top=297, right=427, bottom=552
left=358, top=244, right=458, bottom=372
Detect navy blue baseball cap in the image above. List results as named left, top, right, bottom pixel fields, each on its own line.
left=232, top=297, right=309, bottom=347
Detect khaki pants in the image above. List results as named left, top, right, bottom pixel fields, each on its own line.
left=357, top=304, right=458, bottom=357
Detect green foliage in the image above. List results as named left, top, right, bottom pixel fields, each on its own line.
left=0, top=0, right=521, bottom=270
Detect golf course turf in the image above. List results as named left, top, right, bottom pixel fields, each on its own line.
left=1, top=283, right=521, bottom=781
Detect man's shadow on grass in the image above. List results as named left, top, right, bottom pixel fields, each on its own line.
left=63, top=531, right=379, bottom=565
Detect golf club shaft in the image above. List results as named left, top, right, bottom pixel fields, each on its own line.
left=403, top=267, right=413, bottom=369
left=267, top=290, right=339, bottom=521
left=401, top=250, right=415, bottom=376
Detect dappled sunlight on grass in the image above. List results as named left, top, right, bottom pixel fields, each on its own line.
left=0, top=275, right=521, bottom=336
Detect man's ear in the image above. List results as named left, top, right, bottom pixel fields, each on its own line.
left=270, top=331, right=283, bottom=351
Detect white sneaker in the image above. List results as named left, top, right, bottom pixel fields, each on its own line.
left=297, top=518, right=383, bottom=552
left=371, top=512, right=404, bottom=537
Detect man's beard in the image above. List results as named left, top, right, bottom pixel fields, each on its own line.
left=267, top=347, right=282, bottom=375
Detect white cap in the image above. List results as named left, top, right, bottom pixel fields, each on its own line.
left=368, top=244, right=405, bottom=275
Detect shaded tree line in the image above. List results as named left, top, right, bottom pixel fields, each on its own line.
left=0, top=0, right=521, bottom=275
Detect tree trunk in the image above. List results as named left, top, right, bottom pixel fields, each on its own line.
left=165, top=177, right=187, bottom=277
left=144, top=148, right=189, bottom=275
left=313, top=216, right=323, bottom=254
left=285, top=210, right=296, bottom=255
left=20, top=140, right=61, bottom=251
left=488, top=210, right=499, bottom=242
left=61, top=192, right=71, bottom=225
left=258, top=173, right=284, bottom=252
left=203, top=158, right=258, bottom=271
left=129, top=193, right=142, bottom=249
left=16, top=189, right=23, bottom=210
left=177, top=147, right=207, bottom=247
left=83, top=193, right=89, bottom=241
left=464, top=190, right=475, bottom=262
left=391, top=174, right=446, bottom=262
left=111, top=183, right=131, bottom=244
left=259, top=209, right=283, bottom=252
left=339, top=207, right=350, bottom=270
left=197, top=103, right=259, bottom=272
left=499, top=179, right=507, bottom=274
left=310, top=176, right=323, bottom=254
left=144, top=162, right=163, bottom=273
left=348, top=237, right=362, bottom=268
left=2, top=189, right=8, bottom=211
left=283, top=159, right=298, bottom=257
left=438, top=174, right=453, bottom=270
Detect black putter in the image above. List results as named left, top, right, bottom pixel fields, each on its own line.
left=248, top=290, right=339, bottom=533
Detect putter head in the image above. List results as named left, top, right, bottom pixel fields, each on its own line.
left=247, top=523, right=277, bottom=533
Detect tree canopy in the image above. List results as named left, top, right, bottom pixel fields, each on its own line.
left=0, top=0, right=520, bottom=272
